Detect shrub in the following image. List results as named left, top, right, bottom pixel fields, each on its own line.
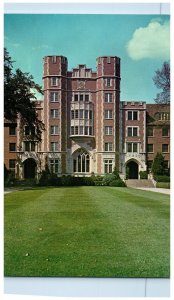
left=91, top=175, right=104, bottom=186
left=38, top=170, right=51, bottom=186
left=61, top=175, right=74, bottom=186
left=109, top=179, right=126, bottom=187
left=139, top=171, right=148, bottom=179
left=4, top=171, right=16, bottom=187
left=102, top=174, right=116, bottom=186
left=154, top=175, right=170, bottom=182
left=112, top=168, right=120, bottom=179
left=49, top=173, right=61, bottom=186
left=152, top=152, right=165, bottom=175
left=83, top=177, right=95, bottom=186
left=156, top=182, right=170, bottom=189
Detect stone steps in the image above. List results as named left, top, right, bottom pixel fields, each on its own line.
left=125, top=179, right=155, bottom=188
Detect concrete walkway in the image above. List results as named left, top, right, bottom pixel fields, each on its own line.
left=135, top=187, right=170, bottom=195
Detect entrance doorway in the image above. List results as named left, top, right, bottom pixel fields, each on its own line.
left=126, top=161, right=138, bottom=179
left=23, top=158, right=37, bottom=179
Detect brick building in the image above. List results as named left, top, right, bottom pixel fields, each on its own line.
left=4, top=55, right=170, bottom=179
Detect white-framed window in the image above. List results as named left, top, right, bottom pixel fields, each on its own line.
left=105, top=78, right=112, bottom=87
left=127, top=127, right=138, bottom=137
left=105, top=142, right=113, bottom=151
left=73, top=150, right=90, bottom=173
left=162, top=144, right=169, bottom=153
left=50, top=125, right=59, bottom=135
left=51, top=77, right=58, bottom=86
left=24, top=141, right=36, bottom=152
left=49, top=159, right=59, bottom=173
left=105, top=110, right=113, bottom=119
left=104, top=159, right=113, bottom=173
left=105, top=126, right=113, bottom=135
left=71, top=111, right=75, bottom=119
left=9, top=159, right=16, bottom=175
left=127, top=143, right=138, bottom=153
left=74, top=94, right=78, bottom=101
left=105, top=93, right=112, bottom=103
left=50, top=92, right=59, bottom=102
left=79, top=109, right=83, bottom=118
left=50, top=142, right=59, bottom=152
left=127, top=111, right=138, bottom=120
left=50, top=109, right=59, bottom=118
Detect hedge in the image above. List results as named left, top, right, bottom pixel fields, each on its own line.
left=154, top=175, right=170, bottom=183
left=156, top=182, right=170, bottom=189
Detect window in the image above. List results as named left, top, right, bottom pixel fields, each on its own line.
left=73, top=151, right=90, bottom=173
left=164, top=160, right=169, bottom=170
left=24, top=142, right=35, bottom=151
left=127, top=127, right=138, bottom=137
left=147, top=144, right=154, bottom=153
left=71, top=127, right=74, bottom=135
left=80, top=126, right=83, bottom=135
left=51, top=77, right=58, bottom=86
left=50, top=92, right=59, bottom=102
left=75, top=110, right=79, bottom=118
left=106, top=78, right=111, bottom=87
left=85, top=110, right=88, bottom=119
left=158, top=112, right=170, bottom=121
left=162, top=127, right=169, bottom=137
left=85, top=126, right=88, bottom=135
left=9, top=143, right=16, bottom=152
left=50, top=125, right=59, bottom=135
left=80, top=94, right=83, bottom=101
left=105, top=126, right=113, bottom=135
left=71, top=111, right=74, bottom=119
left=9, top=126, right=16, bottom=135
left=105, top=110, right=113, bottom=119
left=89, top=126, right=92, bottom=135
left=147, top=127, right=153, bottom=137
left=74, top=94, right=78, bottom=102
left=24, top=126, right=35, bottom=136
left=128, top=111, right=138, bottom=120
left=49, top=159, right=59, bottom=173
left=50, top=142, right=58, bottom=152
left=104, top=159, right=113, bottom=173
left=85, top=94, right=89, bottom=102
left=75, top=126, right=78, bottom=135
left=89, top=111, right=92, bottom=120
left=50, top=109, right=59, bottom=118
left=162, top=144, right=169, bottom=153
left=80, top=110, right=83, bottom=118
left=9, top=159, right=16, bottom=175
left=105, top=143, right=113, bottom=151
left=105, top=93, right=112, bottom=103
left=127, top=143, right=138, bottom=152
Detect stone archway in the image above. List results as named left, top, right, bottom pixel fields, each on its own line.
left=23, top=158, right=37, bottom=179
left=126, top=160, right=139, bottom=179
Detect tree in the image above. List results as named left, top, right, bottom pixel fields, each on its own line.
left=153, top=61, right=170, bottom=104
left=151, top=152, right=165, bottom=176
left=4, top=48, right=45, bottom=141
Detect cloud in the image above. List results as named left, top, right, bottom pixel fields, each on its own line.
left=127, top=20, right=170, bottom=60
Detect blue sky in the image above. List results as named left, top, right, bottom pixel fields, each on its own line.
left=4, top=14, right=170, bottom=102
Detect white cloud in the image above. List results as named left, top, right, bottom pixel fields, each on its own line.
left=127, top=21, right=170, bottom=60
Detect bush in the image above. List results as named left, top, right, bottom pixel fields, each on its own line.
left=61, top=175, right=74, bottom=186
left=156, top=182, right=170, bottom=189
left=139, top=171, right=148, bottom=179
left=152, top=152, right=165, bottom=175
left=112, top=168, right=120, bottom=179
left=109, top=179, right=126, bottom=187
left=4, top=171, right=16, bottom=187
left=154, top=175, right=170, bottom=182
left=49, top=173, right=61, bottom=186
left=102, top=174, right=117, bottom=186
left=83, top=177, right=95, bottom=186
left=38, top=170, right=50, bottom=186
left=91, top=175, right=104, bottom=186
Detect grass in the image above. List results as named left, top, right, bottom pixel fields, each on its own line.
left=4, top=186, right=170, bottom=278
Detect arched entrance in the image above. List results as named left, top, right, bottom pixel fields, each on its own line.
left=72, top=149, right=90, bottom=173
left=23, top=158, right=37, bottom=179
left=126, top=160, right=139, bottom=179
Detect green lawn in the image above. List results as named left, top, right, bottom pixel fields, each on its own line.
left=4, top=187, right=170, bottom=278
